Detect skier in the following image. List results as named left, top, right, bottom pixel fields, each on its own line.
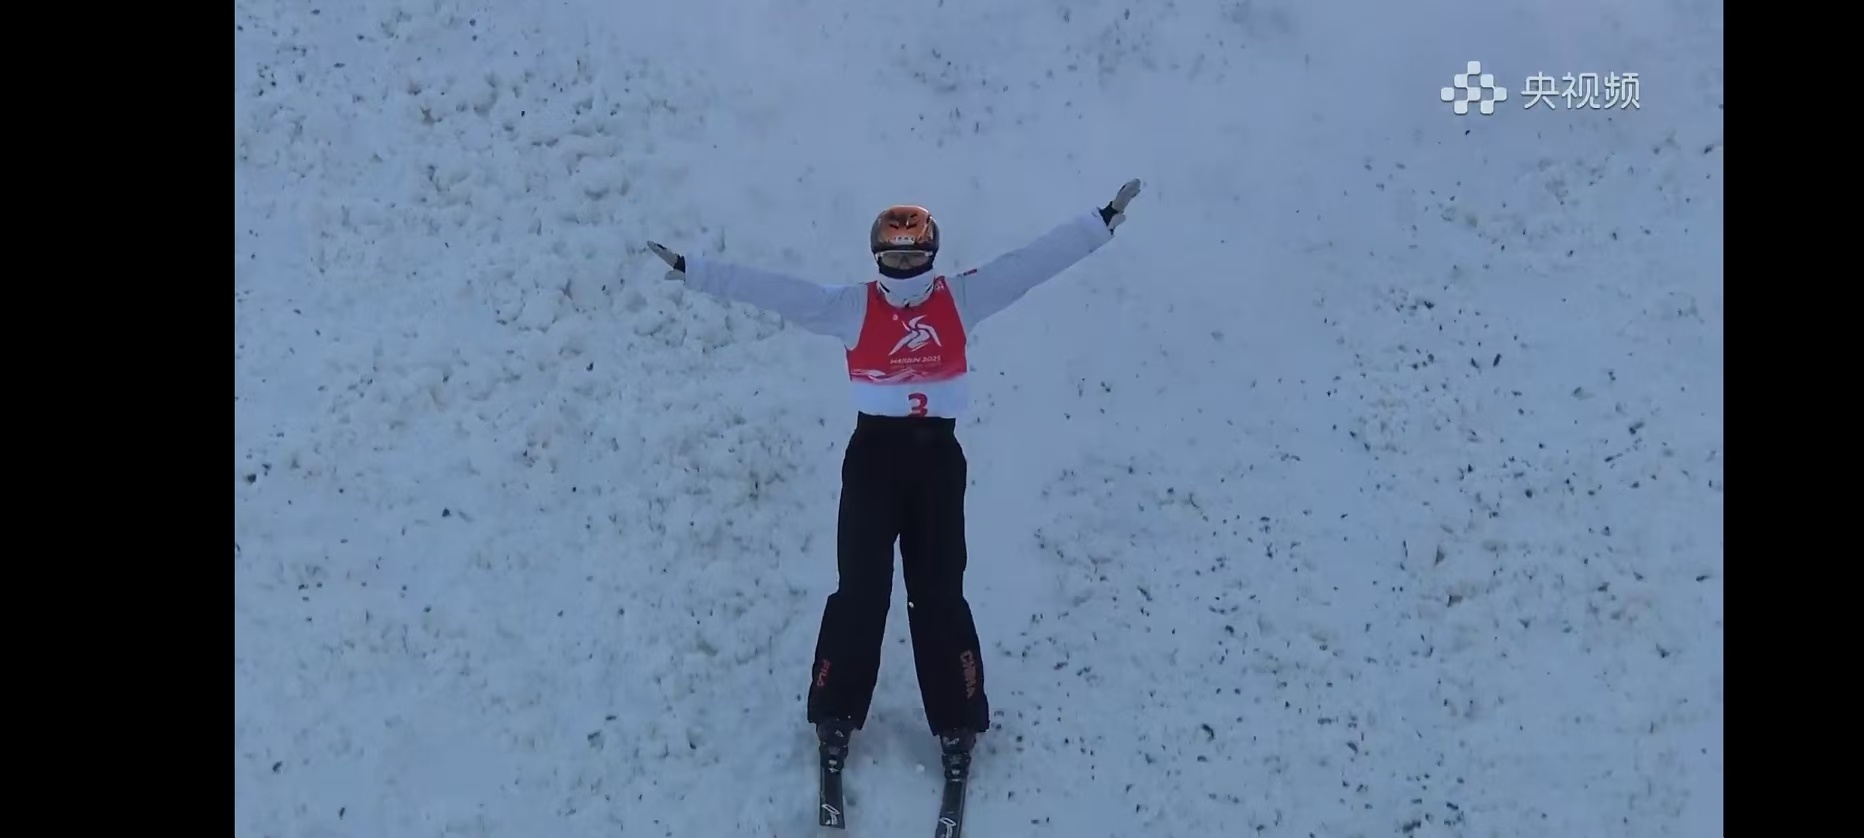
left=645, top=178, right=1143, bottom=770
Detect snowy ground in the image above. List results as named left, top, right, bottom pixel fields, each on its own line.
left=235, top=0, right=1723, bottom=835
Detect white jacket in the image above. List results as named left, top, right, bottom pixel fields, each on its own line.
left=681, top=208, right=1114, bottom=350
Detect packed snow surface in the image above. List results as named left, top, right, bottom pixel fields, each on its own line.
left=235, top=0, right=1723, bottom=835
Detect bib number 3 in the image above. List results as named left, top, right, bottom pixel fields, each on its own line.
left=908, top=392, right=928, bottom=416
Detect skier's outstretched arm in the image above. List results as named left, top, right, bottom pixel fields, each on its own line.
left=646, top=242, right=865, bottom=347
left=948, top=178, right=1143, bottom=327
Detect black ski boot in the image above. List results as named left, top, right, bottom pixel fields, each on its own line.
left=937, top=729, right=975, bottom=776
left=818, top=718, right=854, bottom=769
left=934, top=729, right=976, bottom=837
left=817, top=718, right=855, bottom=829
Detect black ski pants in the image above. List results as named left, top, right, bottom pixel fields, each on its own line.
left=806, top=412, right=990, bottom=737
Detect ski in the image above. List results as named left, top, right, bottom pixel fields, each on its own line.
left=818, top=726, right=850, bottom=830
left=933, top=734, right=973, bottom=838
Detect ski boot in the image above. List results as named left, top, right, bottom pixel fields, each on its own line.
left=817, top=718, right=854, bottom=771
left=937, top=728, right=975, bottom=778
left=816, top=718, right=855, bottom=829
left=934, top=728, right=976, bottom=836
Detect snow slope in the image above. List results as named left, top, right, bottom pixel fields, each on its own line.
left=234, top=0, right=1723, bottom=835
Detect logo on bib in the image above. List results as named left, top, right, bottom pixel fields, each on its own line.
left=890, top=314, right=941, bottom=355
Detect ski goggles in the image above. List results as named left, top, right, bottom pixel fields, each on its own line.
left=877, top=250, right=932, bottom=270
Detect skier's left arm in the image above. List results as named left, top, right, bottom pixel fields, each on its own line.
left=947, top=179, right=1142, bottom=327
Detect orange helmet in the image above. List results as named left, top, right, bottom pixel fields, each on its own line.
left=870, top=204, right=939, bottom=275
left=870, top=204, right=938, bottom=252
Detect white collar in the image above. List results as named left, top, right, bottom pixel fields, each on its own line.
left=876, top=273, right=934, bottom=307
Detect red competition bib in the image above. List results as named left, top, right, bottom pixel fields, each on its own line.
left=844, top=278, right=969, bottom=417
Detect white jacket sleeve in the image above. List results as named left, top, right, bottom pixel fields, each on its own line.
left=682, top=255, right=868, bottom=348
left=945, top=209, right=1115, bottom=329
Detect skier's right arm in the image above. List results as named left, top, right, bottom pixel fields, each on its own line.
left=647, top=242, right=865, bottom=347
